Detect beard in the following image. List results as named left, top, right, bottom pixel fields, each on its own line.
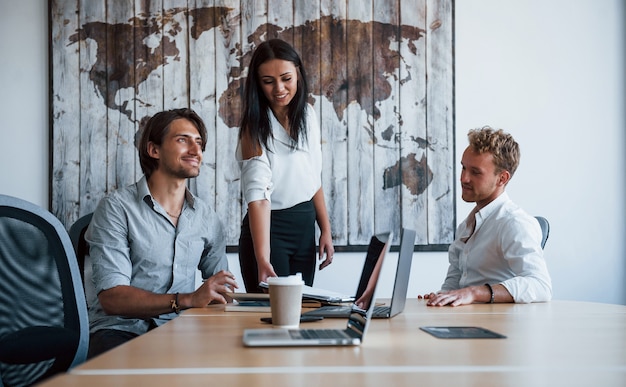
left=160, top=159, right=201, bottom=179
left=174, top=167, right=200, bottom=179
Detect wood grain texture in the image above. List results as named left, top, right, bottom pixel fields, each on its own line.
left=51, top=0, right=81, bottom=227
left=319, top=0, right=349, bottom=245
left=51, top=0, right=455, bottom=249
left=425, top=0, right=455, bottom=244
left=346, top=1, right=375, bottom=244
left=37, top=300, right=626, bottom=387
left=399, top=0, right=429, bottom=243
left=373, top=0, right=401, bottom=236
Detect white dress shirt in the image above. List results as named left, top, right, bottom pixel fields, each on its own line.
left=236, top=104, right=322, bottom=210
left=442, top=192, right=552, bottom=303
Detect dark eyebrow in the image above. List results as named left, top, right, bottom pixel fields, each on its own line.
left=174, top=133, right=202, bottom=141
left=261, top=71, right=292, bottom=79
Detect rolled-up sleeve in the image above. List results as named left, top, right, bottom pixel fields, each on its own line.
left=86, top=195, right=133, bottom=293
left=499, top=216, right=552, bottom=303
left=240, top=153, right=273, bottom=204
left=442, top=194, right=552, bottom=303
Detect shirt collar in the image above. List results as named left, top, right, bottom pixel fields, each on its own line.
left=269, top=108, right=309, bottom=150
left=137, top=175, right=151, bottom=202
left=269, top=109, right=295, bottom=146
left=475, top=191, right=509, bottom=226
left=137, top=175, right=196, bottom=210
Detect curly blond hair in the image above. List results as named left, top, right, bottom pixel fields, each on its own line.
left=467, top=126, right=520, bottom=177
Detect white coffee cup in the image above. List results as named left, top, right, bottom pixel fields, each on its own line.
left=268, top=274, right=304, bottom=329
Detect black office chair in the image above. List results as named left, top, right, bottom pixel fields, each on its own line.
left=68, top=212, right=93, bottom=286
left=0, top=195, right=89, bottom=386
left=534, top=216, right=550, bottom=249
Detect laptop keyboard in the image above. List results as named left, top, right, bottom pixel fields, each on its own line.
left=295, top=329, right=348, bottom=339
left=373, top=305, right=390, bottom=315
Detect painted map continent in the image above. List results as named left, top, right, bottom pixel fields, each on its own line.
left=69, top=6, right=432, bottom=196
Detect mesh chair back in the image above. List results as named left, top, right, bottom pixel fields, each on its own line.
left=534, top=216, right=550, bottom=250
left=68, top=212, right=93, bottom=287
left=0, top=195, right=88, bottom=386
left=69, top=212, right=97, bottom=307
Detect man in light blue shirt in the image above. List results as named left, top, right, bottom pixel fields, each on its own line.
left=421, top=127, right=552, bottom=306
left=86, top=108, right=239, bottom=357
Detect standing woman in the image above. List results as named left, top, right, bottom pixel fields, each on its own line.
left=237, top=39, right=334, bottom=292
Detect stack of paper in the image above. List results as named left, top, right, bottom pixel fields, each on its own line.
left=258, top=282, right=354, bottom=303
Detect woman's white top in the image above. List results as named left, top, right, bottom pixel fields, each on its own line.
left=236, top=104, right=322, bottom=211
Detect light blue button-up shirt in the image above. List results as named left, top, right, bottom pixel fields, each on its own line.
left=442, top=192, right=552, bottom=303
left=85, top=176, right=228, bottom=335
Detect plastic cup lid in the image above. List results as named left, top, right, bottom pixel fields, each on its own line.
left=267, top=273, right=304, bottom=285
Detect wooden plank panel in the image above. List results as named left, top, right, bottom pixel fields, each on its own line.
left=426, top=0, right=455, bottom=244
left=162, top=0, right=189, bottom=110
left=51, top=0, right=81, bottom=226
left=106, top=1, right=137, bottom=196
left=214, top=0, right=242, bottom=245
left=399, top=0, right=428, bottom=244
left=78, top=0, right=108, bottom=214
left=319, top=0, right=349, bottom=245
left=268, top=0, right=293, bottom=41
left=346, top=1, right=375, bottom=245
left=134, top=0, right=165, bottom=181
left=293, top=0, right=322, bottom=242
left=236, top=0, right=268, bottom=224
left=373, top=0, right=401, bottom=240
left=189, top=0, right=218, bottom=204
left=293, top=0, right=319, bottom=77
left=50, top=0, right=454, bottom=249
left=241, top=0, right=267, bottom=51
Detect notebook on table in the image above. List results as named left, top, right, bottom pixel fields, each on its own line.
left=257, top=282, right=354, bottom=303
left=302, top=228, right=416, bottom=319
left=242, top=232, right=393, bottom=347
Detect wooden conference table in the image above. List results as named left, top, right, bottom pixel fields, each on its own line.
left=39, top=299, right=626, bottom=386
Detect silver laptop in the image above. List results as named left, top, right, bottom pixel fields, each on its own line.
left=302, top=228, right=416, bottom=319
left=242, top=232, right=393, bottom=347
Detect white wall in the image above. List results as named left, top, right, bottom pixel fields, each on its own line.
left=2, top=0, right=624, bottom=305
left=454, top=0, right=625, bottom=306
left=0, top=0, right=48, bottom=206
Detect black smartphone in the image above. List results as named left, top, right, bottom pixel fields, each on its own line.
left=260, top=315, right=324, bottom=324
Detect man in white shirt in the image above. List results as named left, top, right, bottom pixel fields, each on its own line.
left=421, top=127, right=552, bottom=306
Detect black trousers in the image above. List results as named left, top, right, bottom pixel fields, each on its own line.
left=87, top=320, right=158, bottom=359
left=87, top=329, right=138, bottom=359
left=238, top=200, right=316, bottom=293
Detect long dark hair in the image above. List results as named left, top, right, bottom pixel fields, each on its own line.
left=239, top=39, right=309, bottom=151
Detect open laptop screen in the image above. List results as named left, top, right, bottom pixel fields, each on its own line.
left=346, top=232, right=391, bottom=338
left=353, top=234, right=387, bottom=301
left=242, top=231, right=392, bottom=347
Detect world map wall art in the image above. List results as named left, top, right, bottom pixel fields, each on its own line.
left=51, top=0, right=454, bottom=249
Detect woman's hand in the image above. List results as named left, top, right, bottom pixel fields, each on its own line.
left=257, top=260, right=278, bottom=286
left=318, top=231, right=335, bottom=270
